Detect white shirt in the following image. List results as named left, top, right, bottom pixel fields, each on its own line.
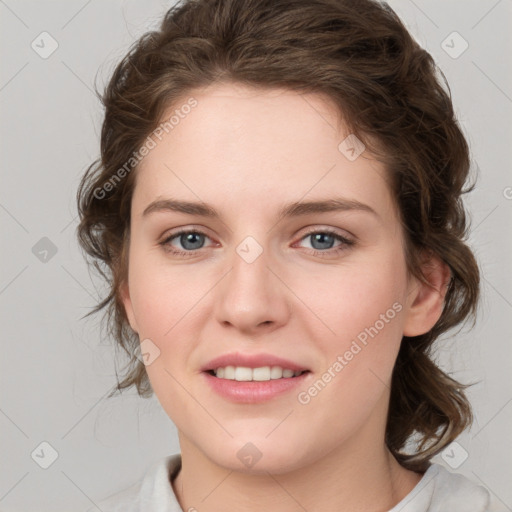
left=88, top=453, right=497, bottom=511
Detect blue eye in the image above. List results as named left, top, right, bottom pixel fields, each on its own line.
left=296, top=228, right=355, bottom=258
left=160, top=229, right=211, bottom=256
left=160, top=228, right=355, bottom=258
left=173, top=231, right=205, bottom=251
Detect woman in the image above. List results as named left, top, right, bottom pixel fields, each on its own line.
left=77, top=0, right=491, bottom=510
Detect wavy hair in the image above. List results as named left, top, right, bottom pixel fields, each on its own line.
left=76, top=0, right=480, bottom=472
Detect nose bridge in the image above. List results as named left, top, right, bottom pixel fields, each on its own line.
left=213, top=231, right=290, bottom=331
left=228, top=233, right=275, bottom=303
left=233, top=234, right=270, bottom=290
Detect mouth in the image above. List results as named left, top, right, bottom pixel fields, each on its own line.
left=200, top=352, right=311, bottom=402
left=205, top=366, right=310, bottom=381
left=202, top=365, right=312, bottom=403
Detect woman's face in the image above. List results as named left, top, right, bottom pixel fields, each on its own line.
left=122, top=82, right=427, bottom=473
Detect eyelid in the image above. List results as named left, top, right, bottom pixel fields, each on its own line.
left=159, top=225, right=216, bottom=248
left=160, top=225, right=352, bottom=245
left=297, top=225, right=355, bottom=241
left=160, top=224, right=356, bottom=259
left=293, top=226, right=355, bottom=253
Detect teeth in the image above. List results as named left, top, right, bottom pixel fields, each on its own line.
left=235, top=366, right=253, bottom=381
left=212, top=366, right=304, bottom=381
left=253, top=366, right=271, bottom=380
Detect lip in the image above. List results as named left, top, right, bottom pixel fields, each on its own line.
left=202, top=370, right=311, bottom=403
left=201, top=352, right=309, bottom=373
left=200, top=352, right=311, bottom=404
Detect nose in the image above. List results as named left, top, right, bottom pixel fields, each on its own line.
left=213, top=239, right=291, bottom=336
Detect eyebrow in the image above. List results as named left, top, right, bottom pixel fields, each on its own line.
left=142, top=196, right=379, bottom=221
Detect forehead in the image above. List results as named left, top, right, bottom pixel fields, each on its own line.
left=131, top=82, right=395, bottom=222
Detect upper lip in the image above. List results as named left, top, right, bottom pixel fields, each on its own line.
left=201, top=352, right=310, bottom=372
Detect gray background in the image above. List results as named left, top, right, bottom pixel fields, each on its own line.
left=0, top=0, right=511, bottom=511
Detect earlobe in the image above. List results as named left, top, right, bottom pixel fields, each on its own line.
left=120, top=281, right=139, bottom=334
left=402, top=253, right=452, bottom=337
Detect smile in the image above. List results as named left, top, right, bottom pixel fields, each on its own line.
left=209, top=365, right=307, bottom=381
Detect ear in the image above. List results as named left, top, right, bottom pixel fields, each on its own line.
left=403, top=252, right=452, bottom=337
left=120, top=280, right=139, bottom=334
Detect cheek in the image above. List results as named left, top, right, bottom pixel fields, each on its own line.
left=304, top=257, right=406, bottom=347
left=126, top=248, right=206, bottom=392
left=298, top=256, right=406, bottom=397
left=127, top=248, right=191, bottom=337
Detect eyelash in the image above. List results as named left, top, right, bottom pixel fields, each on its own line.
left=159, top=227, right=355, bottom=258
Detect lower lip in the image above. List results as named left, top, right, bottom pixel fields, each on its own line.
left=202, top=371, right=310, bottom=403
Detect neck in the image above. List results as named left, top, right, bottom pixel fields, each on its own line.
left=171, top=429, right=423, bottom=512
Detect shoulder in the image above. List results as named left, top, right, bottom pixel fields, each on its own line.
left=389, top=462, right=492, bottom=512
left=428, top=463, right=491, bottom=511
left=86, top=453, right=182, bottom=512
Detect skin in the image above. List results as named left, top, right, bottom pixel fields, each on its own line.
left=121, top=82, right=451, bottom=511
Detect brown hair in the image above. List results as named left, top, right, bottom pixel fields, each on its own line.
left=76, top=0, right=480, bottom=472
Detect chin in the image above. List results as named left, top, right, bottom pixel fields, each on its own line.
left=198, top=436, right=312, bottom=475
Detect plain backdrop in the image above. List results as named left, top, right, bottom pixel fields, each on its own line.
left=1, top=1, right=511, bottom=511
